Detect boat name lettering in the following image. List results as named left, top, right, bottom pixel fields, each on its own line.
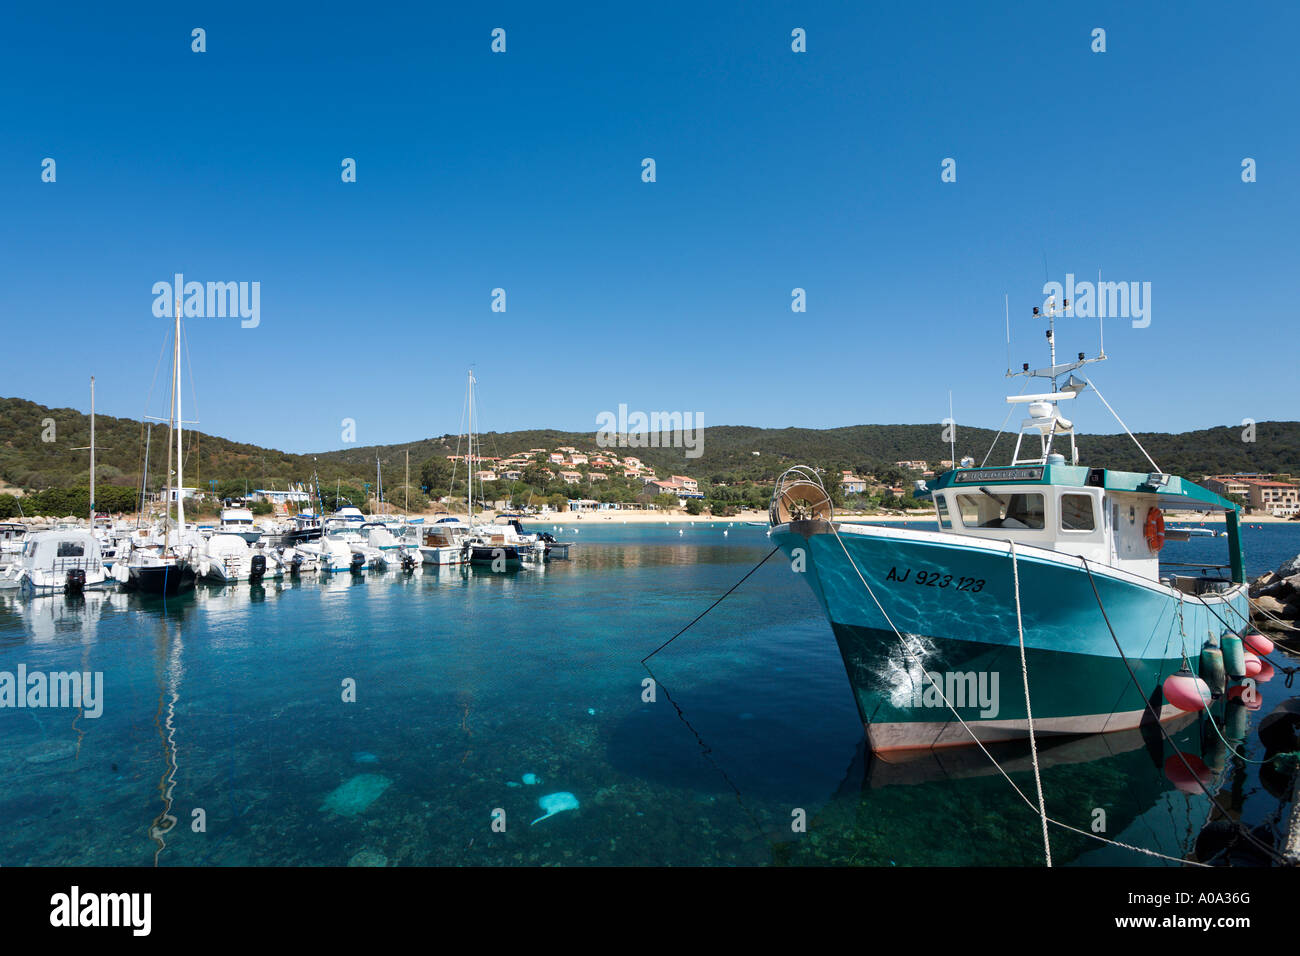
left=953, top=467, right=1044, bottom=484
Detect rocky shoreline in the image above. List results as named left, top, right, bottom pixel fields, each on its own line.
left=1250, top=554, right=1300, bottom=635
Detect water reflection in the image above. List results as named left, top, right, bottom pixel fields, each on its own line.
left=149, top=610, right=184, bottom=865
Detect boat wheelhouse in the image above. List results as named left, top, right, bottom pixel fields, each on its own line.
left=0, top=522, right=27, bottom=568
left=218, top=507, right=262, bottom=544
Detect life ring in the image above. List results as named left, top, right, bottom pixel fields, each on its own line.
left=1144, top=508, right=1165, bottom=553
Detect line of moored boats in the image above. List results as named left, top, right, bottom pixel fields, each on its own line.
left=0, top=506, right=569, bottom=596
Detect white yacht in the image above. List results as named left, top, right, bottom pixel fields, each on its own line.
left=218, top=507, right=262, bottom=544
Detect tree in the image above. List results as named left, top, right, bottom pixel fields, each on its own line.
left=420, top=456, right=453, bottom=493
left=685, top=498, right=703, bottom=515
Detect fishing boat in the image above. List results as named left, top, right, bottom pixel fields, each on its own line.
left=769, top=296, right=1251, bottom=753
left=268, top=509, right=323, bottom=547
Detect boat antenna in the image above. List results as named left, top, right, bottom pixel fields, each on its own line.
left=947, top=390, right=956, bottom=469
left=1003, top=294, right=1011, bottom=375
left=1097, top=268, right=1106, bottom=358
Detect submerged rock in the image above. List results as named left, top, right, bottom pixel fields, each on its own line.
left=522, top=773, right=540, bottom=785
left=531, top=791, right=579, bottom=825
left=25, top=742, right=78, bottom=765
left=321, top=774, right=393, bottom=817
left=352, top=751, right=379, bottom=765
left=348, top=848, right=389, bottom=867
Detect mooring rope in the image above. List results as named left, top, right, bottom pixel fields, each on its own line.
left=1247, top=595, right=1300, bottom=633
left=1010, top=541, right=1052, bottom=866
left=641, top=546, right=779, bottom=663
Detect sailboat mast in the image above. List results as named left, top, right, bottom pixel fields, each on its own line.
left=138, top=424, right=152, bottom=528
left=89, top=375, right=95, bottom=522
left=175, top=297, right=186, bottom=533
left=467, top=370, right=475, bottom=519
left=163, top=300, right=177, bottom=551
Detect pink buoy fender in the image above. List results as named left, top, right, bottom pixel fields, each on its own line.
left=1163, top=670, right=1212, bottom=713
left=1242, top=632, right=1274, bottom=656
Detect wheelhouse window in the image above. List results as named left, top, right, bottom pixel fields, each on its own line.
left=1060, top=494, right=1096, bottom=532
left=56, top=541, right=86, bottom=557
left=955, top=490, right=1045, bottom=530
left=935, top=495, right=953, bottom=530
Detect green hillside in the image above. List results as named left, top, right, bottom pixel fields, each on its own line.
left=1, top=396, right=1297, bottom=498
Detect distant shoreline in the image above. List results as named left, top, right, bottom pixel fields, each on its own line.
left=526, top=508, right=1296, bottom=527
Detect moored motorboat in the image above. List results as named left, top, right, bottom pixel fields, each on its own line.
left=199, top=533, right=281, bottom=584
left=9, top=530, right=110, bottom=595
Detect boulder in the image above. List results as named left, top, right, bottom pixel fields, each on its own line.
left=1254, top=595, right=1289, bottom=618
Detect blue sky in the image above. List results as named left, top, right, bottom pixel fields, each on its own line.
left=2, top=2, right=1296, bottom=455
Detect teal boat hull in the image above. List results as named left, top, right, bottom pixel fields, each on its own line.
left=771, top=521, right=1249, bottom=752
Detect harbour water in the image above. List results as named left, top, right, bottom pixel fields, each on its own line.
left=1, top=521, right=1296, bottom=866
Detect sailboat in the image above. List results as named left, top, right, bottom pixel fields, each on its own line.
left=455, top=370, right=541, bottom=568
left=768, top=294, right=1251, bottom=753
left=115, top=297, right=198, bottom=595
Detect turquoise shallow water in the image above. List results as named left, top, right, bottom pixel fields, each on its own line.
left=0, top=520, right=1296, bottom=866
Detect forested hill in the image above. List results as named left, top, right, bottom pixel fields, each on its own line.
left=1, top=395, right=1297, bottom=492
